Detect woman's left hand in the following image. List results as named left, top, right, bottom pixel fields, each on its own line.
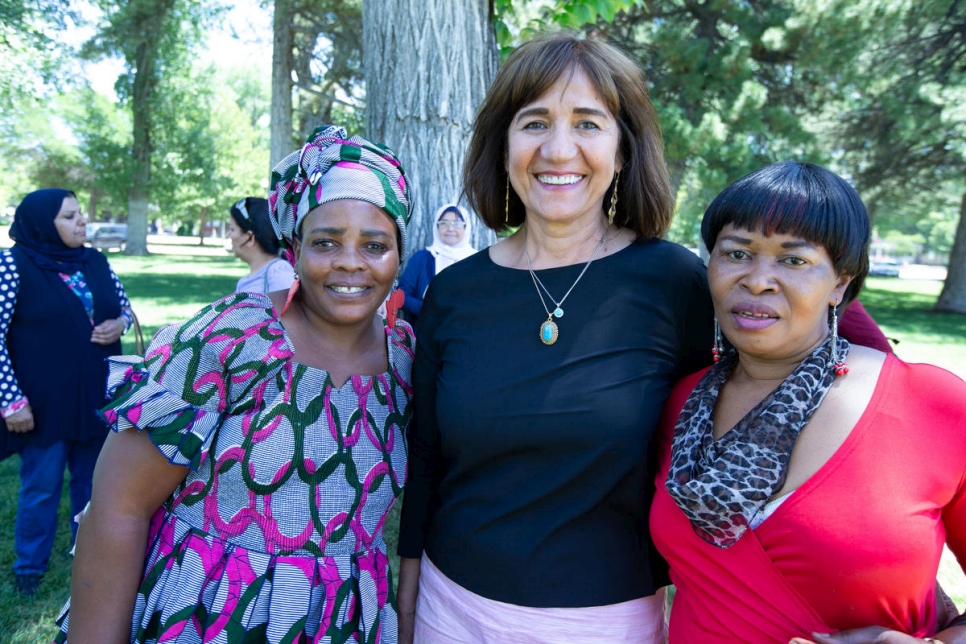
left=791, top=628, right=938, bottom=643
left=91, top=317, right=125, bottom=345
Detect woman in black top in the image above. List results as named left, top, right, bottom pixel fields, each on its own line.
left=397, top=33, right=713, bottom=643
left=0, top=189, right=132, bottom=597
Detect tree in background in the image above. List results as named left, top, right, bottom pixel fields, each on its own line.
left=83, top=0, right=219, bottom=254
left=360, top=0, right=634, bottom=252
left=0, top=0, right=75, bottom=111
left=827, top=0, right=966, bottom=312
left=363, top=0, right=499, bottom=252
left=270, top=0, right=363, bottom=168
left=153, top=64, right=269, bottom=243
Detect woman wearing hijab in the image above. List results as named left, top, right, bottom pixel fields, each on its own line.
left=55, top=125, right=415, bottom=644
left=0, top=189, right=133, bottom=598
left=397, top=204, right=476, bottom=331
left=225, top=196, right=296, bottom=294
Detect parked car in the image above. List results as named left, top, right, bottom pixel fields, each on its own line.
left=86, top=223, right=127, bottom=251
left=869, top=257, right=901, bottom=277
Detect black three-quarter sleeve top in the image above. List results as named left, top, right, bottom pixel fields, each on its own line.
left=397, top=238, right=713, bottom=608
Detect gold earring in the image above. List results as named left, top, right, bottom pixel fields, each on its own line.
left=607, top=171, right=620, bottom=226
left=505, top=177, right=510, bottom=225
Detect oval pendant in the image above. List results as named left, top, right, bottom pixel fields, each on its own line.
left=540, top=320, right=559, bottom=345
left=553, top=307, right=564, bottom=318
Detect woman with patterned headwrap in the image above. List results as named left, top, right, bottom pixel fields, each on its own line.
left=55, top=125, right=415, bottom=644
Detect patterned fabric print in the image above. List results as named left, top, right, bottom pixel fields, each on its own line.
left=55, top=291, right=414, bottom=644
left=59, top=271, right=95, bottom=325
left=0, top=250, right=131, bottom=414
left=665, top=335, right=849, bottom=548
left=0, top=251, right=24, bottom=412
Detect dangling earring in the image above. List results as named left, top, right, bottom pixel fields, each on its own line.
left=281, top=275, right=300, bottom=316
left=712, top=317, right=723, bottom=363
left=505, top=177, right=510, bottom=225
left=830, top=303, right=849, bottom=376
left=607, top=171, right=620, bottom=226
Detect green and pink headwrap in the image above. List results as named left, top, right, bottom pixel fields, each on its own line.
left=268, top=124, right=412, bottom=263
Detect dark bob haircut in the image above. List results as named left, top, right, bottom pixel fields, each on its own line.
left=463, top=32, right=673, bottom=239
left=229, top=197, right=282, bottom=256
left=701, top=161, right=871, bottom=306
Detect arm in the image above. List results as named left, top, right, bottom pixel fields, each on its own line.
left=790, top=627, right=966, bottom=643
left=676, top=258, right=715, bottom=377
left=67, top=427, right=188, bottom=644
left=397, top=556, right=422, bottom=644
left=398, top=251, right=429, bottom=318
left=396, top=282, right=446, bottom=643
left=91, top=263, right=133, bottom=346
left=0, top=251, right=30, bottom=428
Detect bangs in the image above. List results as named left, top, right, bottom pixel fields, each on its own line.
left=505, top=40, right=620, bottom=119
left=701, top=162, right=871, bottom=302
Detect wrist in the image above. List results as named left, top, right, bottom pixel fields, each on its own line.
left=119, top=310, right=134, bottom=334
left=2, top=398, right=28, bottom=418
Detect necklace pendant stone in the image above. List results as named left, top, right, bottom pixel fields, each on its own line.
left=540, top=319, right=559, bottom=345
left=553, top=307, right=564, bottom=318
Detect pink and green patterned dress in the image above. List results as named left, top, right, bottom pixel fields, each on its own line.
left=55, top=291, right=414, bottom=644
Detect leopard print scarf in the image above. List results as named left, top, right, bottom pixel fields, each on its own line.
left=665, top=334, right=849, bottom=548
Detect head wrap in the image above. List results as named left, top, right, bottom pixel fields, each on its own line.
left=426, top=203, right=476, bottom=273
left=10, top=188, right=90, bottom=273
left=268, top=125, right=412, bottom=263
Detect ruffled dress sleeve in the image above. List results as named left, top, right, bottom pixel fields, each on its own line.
left=99, top=292, right=293, bottom=471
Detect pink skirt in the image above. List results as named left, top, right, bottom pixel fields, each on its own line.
left=414, top=554, right=667, bottom=644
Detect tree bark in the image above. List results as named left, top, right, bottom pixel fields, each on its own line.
left=126, top=41, right=156, bottom=256
left=198, top=205, right=208, bottom=246
left=934, top=191, right=966, bottom=314
left=270, top=0, right=295, bottom=171
left=363, top=0, right=499, bottom=255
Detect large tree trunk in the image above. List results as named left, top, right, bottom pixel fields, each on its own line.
left=198, top=205, right=208, bottom=246
left=935, top=191, right=966, bottom=314
left=126, top=39, right=156, bottom=256
left=363, top=0, right=499, bottom=255
left=270, top=0, right=295, bottom=171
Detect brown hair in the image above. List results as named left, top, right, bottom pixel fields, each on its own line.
left=463, top=32, right=673, bottom=238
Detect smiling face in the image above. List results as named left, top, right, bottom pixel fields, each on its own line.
left=708, top=224, right=852, bottom=364
left=436, top=210, right=465, bottom=246
left=294, top=199, right=400, bottom=328
left=506, top=66, right=621, bottom=228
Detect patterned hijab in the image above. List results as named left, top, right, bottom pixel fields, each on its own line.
left=268, top=125, right=413, bottom=265
left=10, top=188, right=91, bottom=273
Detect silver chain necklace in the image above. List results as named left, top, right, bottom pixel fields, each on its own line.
left=525, top=232, right=607, bottom=345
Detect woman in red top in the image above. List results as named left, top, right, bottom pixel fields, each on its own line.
left=650, top=161, right=966, bottom=643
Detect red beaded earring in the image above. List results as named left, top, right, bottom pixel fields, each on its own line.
left=712, top=317, right=723, bottom=363
left=831, top=303, right=849, bottom=377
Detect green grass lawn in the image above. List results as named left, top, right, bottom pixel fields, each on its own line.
left=0, top=255, right=963, bottom=641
